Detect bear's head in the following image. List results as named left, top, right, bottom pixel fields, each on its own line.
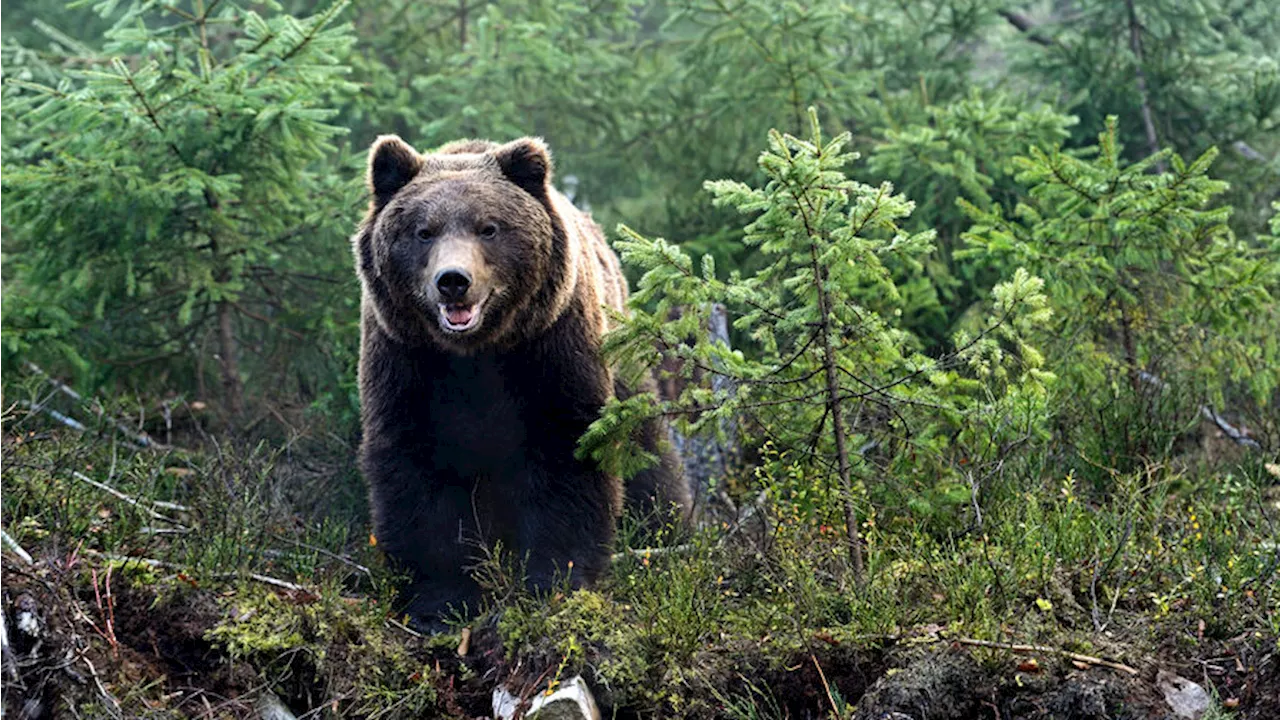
left=354, top=135, right=576, bottom=353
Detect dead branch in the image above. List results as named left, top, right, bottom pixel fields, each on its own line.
left=24, top=361, right=161, bottom=448
left=246, top=573, right=305, bottom=593
left=69, top=471, right=189, bottom=526
left=20, top=400, right=88, bottom=432
left=997, top=8, right=1057, bottom=47
left=1125, top=0, right=1167, bottom=173
left=1137, top=371, right=1262, bottom=449
left=80, top=653, right=123, bottom=716
left=386, top=617, right=423, bottom=638
left=269, top=534, right=372, bottom=577
left=950, top=636, right=1139, bottom=676
left=0, top=612, right=14, bottom=683
left=2, top=528, right=35, bottom=564
left=1232, top=141, right=1268, bottom=163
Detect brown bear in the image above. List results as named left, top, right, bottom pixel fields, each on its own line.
left=352, top=135, right=688, bottom=630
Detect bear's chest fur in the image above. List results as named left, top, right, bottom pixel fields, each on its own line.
left=375, top=324, right=604, bottom=484
left=417, top=352, right=529, bottom=476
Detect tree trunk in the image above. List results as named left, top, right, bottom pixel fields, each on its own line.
left=1126, top=0, right=1167, bottom=173
left=810, top=246, right=865, bottom=586
left=217, top=300, right=243, bottom=420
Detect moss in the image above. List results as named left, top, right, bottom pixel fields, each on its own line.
left=206, top=582, right=449, bottom=715
left=498, top=589, right=652, bottom=705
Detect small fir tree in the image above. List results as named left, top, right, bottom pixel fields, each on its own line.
left=581, top=110, right=1053, bottom=584
left=961, top=117, right=1279, bottom=467
left=2, top=1, right=361, bottom=419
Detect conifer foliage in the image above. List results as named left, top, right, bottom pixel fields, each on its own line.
left=2, top=1, right=360, bottom=418
left=962, top=118, right=1280, bottom=467
left=580, top=111, right=1054, bottom=582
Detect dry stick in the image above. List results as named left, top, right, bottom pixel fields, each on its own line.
left=386, top=617, right=423, bottom=639
left=1, top=528, right=35, bottom=565
left=69, top=471, right=189, bottom=526
left=24, top=361, right=159, bottom=448
left=1, top=612, right=14, bottom=683
left=456, top=627, right=472, bottom=657
left=247, top=573, right=305, bottom=593
left=610, top=544, right=695, bottom=563
left=20, top=400, right=88, bottom=432
left=997, top=8, right=1057, bottom=47
left=93, top=552, right=307, bottom=594
left=1137, top=371, right=1261, bottom=449
left=81, top=654, right=123, bottom=715
left=810, top=653, right=842, bottom=718
left=270, top=534, right=373, bottom=577
left=950, top=637, right=1139, bottom=676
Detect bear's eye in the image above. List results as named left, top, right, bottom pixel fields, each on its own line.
left=479, top=222, right=499, bottom=239
left=416, top=228, right=435, bottom=243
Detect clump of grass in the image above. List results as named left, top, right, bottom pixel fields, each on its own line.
left=4, top=392, right=1277, bottom=717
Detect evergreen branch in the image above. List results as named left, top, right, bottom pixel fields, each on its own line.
left=114, top=59, right=187, bottom=163
left=997, top=8, right=1057, bottom=47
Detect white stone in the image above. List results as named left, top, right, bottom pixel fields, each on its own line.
left=492, top=675, right=600, bottom=720
left=1157, top=670, right=1211, bottom=720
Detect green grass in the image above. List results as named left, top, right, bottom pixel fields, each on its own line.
left=2, top=393, right=1277, bottom=718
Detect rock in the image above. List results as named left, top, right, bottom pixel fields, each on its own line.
left=14, top=593, right=41, bottom=639
left=492, top=675, right=601, bottom=720
left=1157, top=670, right=1211, bottom=720
left=1048, top=676, right=1115, bottom=719
left=256, top=691, right=299, bottom=720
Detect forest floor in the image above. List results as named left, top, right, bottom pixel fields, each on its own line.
left=2, top=396, right=1278, bottom=719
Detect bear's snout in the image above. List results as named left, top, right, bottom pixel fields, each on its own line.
left=423, top=236, right=495, bottom=336
left=434, top=268, right=472, bottom=302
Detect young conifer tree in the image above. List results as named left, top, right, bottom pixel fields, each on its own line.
left=961, top=118, right=1279, bottom=467
left=581, top=110, right=1054, bottom=584
left=2, top=1, right=360, bottom=419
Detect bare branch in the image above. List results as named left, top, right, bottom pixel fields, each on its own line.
left=997, top=8, right=1056, bottom=47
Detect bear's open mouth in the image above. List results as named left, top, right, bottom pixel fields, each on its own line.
left=438, top=293, right=489, bottom=333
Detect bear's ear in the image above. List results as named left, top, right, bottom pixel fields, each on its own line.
left=367, top=135, right=423, bottom=209
left=493, top=137, right=552, bottom=198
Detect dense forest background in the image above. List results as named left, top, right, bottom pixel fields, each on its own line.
left=2, top=1, right=1279, bottom=718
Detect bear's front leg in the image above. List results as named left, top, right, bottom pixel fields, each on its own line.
left=515, top=463, right=621, bottom=595
left=363, top=446, right=487, bottom=631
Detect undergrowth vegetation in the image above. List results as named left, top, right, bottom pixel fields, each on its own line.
left=3, top=382, right=1277, bottom=717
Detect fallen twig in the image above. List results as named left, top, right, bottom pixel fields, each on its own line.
left=2, top=528, right=35, bottom=564
left=20, top=400, right=88, bottom=432
left=69, top=471, right=188, bottom=526
left=610, top=544, right=695, bottom=563
left=80, top=653, right=123, bottom=716
left=270, top=534, right=373, bottom=577
left=91, top=552, right=312, bottom=596
left=1137, top=371, right=1261, bottom=450
left=25, top=361, right=161, bottom=448
left=1, top=608, right=16, bottom=684
left=246, top=573, right=305, bottom=593
left=950, top=636, right=1139, bottom=676
left=386, top=617, right=423, bottom=638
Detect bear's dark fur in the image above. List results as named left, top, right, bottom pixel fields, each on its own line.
left=352, top=135, right=688, bottom=629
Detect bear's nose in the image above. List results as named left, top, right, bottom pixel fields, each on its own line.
left=435, top=269, right=472, bottom=302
